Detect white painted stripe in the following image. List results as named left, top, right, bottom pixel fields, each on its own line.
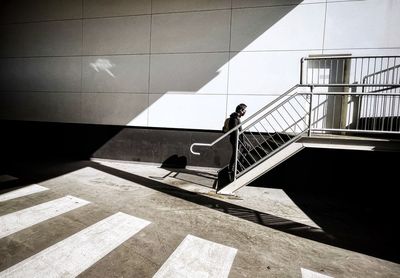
left=153, top=234, right=237, bottom=278
left=0, top=212, right=151, bottom=278
left=0, top=175, right=18, bottom=183
left=0, top=184, right=49, bottom=202
left=301, top=268, right=333, bottom=278
left=0, top=195, right=90, bottom=239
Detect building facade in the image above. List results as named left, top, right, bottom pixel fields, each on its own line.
left=1, top=0, right=399, bottom=165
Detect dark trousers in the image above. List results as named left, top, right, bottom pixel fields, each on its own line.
left=228, top=142, right=236, bottom=172
left=229, top=141, right=246, bottom=173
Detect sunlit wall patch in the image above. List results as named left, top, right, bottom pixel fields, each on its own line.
left=90, top=58, right=116, bottom=78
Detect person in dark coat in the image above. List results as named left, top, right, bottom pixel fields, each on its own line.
left=228, top=103, right=247, bottom=180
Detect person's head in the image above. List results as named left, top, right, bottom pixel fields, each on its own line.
left=235, top=103, right=247, bottom=117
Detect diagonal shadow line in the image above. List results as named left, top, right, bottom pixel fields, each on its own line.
left=87, top=4, right=305, bottom=158
left=89, top=161, right=345, bottom=247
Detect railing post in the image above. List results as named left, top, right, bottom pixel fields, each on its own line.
left=308, top=85, right=314, bottom=137
left=300, top=57, right=304, bottom=84
left=233, top=130, right=239, bottom=181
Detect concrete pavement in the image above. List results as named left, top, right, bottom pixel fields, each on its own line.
left=0, top=159, right=399, bottom=277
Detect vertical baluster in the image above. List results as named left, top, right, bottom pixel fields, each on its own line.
left=335, top=59, right=339, bottom=84
left=308, top=88, right=313, bottom=136
left=311, top=59, right=314, bottom=84
left=390, top=58, right=396, bottom=132
left=359, top=57, right=364, bottom=86
left=353, top=57, right=358, bottom=85
left=318, top=60, right=321, bottom=85
left=364, top=58, right=370, bottom=130
left=382, top=57, right=391, bottom=130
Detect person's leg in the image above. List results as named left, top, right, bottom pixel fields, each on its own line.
left=237, top=143, right=246, bottom=172
left=227, top=141, right=239, bottom=182
left=228, top=142, right=236, bottom=173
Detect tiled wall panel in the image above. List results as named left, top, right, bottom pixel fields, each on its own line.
left=0, top=0, right=399, bottom=130
left=0, top=20, right=82, bottom=57
left=232, top=0, right=325, bottom=8
left=148, top=94, right=226, bottom=130
left=46, top=93, right=83, bottom=123
left=0, top=92, right=30, bottom=120
left=151, top=10, right=231, bottom=53
left=81, top=93, right=148, bottom=125
left=228, top=51, right=322, bottom=95
left=83, top=16, right=151, bottom=55
left=0, top=57, right=82, bottom=92
left=152, top=0, right=230, bottom=13
left=83, top=0, right=151, bottom=18
left=231, top=4, right=325, bottom=51
left=150, top=53, right=229, bottom=95
left=82, top=55, right=149, bottom=93
left=0, top=0, right=82, bottom=23
left=324, top=0, right=400, bottom=50
left=0, top=92, right=81, bottom=123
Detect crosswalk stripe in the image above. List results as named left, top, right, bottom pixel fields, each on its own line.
left=0, top=184, right=49, bottom=202
left=153, top=234, right=237, bottom=278
left=0, top=212, right=151, bottom=278
left=0, top=195, right=90, bottom=239
left=0, top=175, right=18, bottom=183
left=301, top=268, right=333, bottom=278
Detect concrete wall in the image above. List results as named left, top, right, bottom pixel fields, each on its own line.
left=1, top=0, right=399, bottom=131
left=0, top=120, right=230, bottom=167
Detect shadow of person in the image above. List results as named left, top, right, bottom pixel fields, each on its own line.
left=150, top=154, right=187, bottom=180
left=156, top=155, right=218, bottom=188
left=161, top=155, right=187, bottom=169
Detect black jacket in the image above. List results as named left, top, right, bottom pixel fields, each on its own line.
left=229, top=112, right=242, bottom=144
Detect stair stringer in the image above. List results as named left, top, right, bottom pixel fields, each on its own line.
left=217, top=142, right=305, bottom=195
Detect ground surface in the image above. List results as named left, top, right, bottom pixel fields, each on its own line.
left=0, top=159, right=399, bottom=277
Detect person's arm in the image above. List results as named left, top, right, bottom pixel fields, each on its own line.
left=228, top=116, right=237, bottom=130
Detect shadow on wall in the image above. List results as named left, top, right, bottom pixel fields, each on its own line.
left=88, top=3, right=304, bottom=164
left=0, top=2, right=305, bottom=165
left=0, top=120, right=230, bottom=168
left=0, top=1, right=308, bottom=167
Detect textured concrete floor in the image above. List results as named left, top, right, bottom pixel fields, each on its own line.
left=0, top=159, right=399, bottom=277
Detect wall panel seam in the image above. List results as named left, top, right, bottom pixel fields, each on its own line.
left=0, top=2, right=333, bottom=26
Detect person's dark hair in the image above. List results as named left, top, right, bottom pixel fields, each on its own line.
left=235, top=103, right=247, bottom=113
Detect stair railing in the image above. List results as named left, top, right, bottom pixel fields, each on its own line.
left=301, top=55, right=400, bottom=134
left=191, top=55, right=400, bottom=185
left=190, top=84, right=304, bottom=155
left=191, top=84, right=315, bottom=181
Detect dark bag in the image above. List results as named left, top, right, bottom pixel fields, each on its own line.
left=222, top=118, right=230, bottom=132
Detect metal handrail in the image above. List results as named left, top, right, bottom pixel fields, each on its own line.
left=190, top=55, right=400, bottom=190
left=303, top=55, right=400, bottom=60
left=301, top=55, right=400, bottom=87
left=190, top=85, right=400, bottom=155
left=233, top=89, right=313, bottom=177
left=362, top=64, right=400, bottom=81
left=190, top=84, right=302, bottom=155
left=301, top=84, right=398, bottom=87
